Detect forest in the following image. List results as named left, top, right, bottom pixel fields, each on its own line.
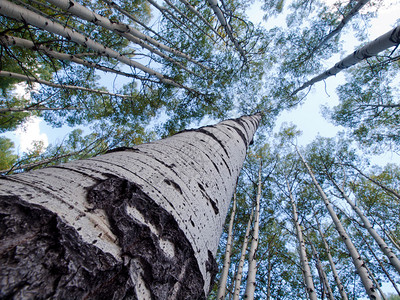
left=0, top=0, right=399, bottom=299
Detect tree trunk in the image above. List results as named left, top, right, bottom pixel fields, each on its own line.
left=365, top=264, right=387, bottom=300
left=0, top=0, right=188, bottom=89
left=163, top=0, right=218, bottom=43
left=244, top=160, right=262, bottom=299
left=0, top=113, right=261, bottom=299
left=0, top=71, right=131, bottom=98
left=329, top=176, right=400, bottom=275
left=45, top=0, right=205, bottom=76
left=297, top=147, right=381, bottom=300
left=314, top=215, right=349, bottom=300
left=0, top=35, right=161, bottom=83
left=346, top=163, right=400, bottom=201
left=176, top=0, right=223, bottom=39
left=359, top=228, right=400, bottom=296
left=206, top=0, right=247, bottom=62
left=232, top=207, right=254, bottom=300
left=306, top=233, right=335, bottom=300
left=287, top=178, right=318, bottom=300
left=217, top=191, right=238, bottom=300
left=292, top=25, right=400, bottom=95
left=312, top=0, right=370, bottom=54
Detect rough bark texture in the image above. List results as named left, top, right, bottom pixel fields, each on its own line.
left=0, top=113, right=261, bottom=299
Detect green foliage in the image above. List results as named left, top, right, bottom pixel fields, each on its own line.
left=0, top=137, right=18, bottom=170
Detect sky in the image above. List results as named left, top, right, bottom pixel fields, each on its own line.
left=3, top=0, right=400, bottom=161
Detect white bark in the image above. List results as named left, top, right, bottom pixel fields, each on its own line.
left=0, top=113, right=261, bottom=298
left=45, top=0, right=208, bottom=70
left=206, top=0, right=247, bottom=62
left=307, top=234, right=335, bottom=300
left=330, top=178, right=400, bottom=275
left=232, top=207, right=254, bottom=300
left=243, top=161, right=262, bottom=299
left=0, top=71, right=130, bottom=98
left=217, top=191, right=237, bottom=299
left=44, top=0, right=203, bottom=76
left=313, top=0, right=370, bottom=53
left=176, top=0, right=223, bottom=39
left=315, top=216, right=349, bottom=300
left=287, top=179, right=318, bottom=300
left=293, top=25, right=400, bottom=95
left=0, top=0, right=185, bottom=88
left=297, top=148, right=381, bottom=300
left=163, top=0, right=217, bottom=43
left=0, top=35, right=161, bottom=83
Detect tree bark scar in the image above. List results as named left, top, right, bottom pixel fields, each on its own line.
left=87, top=177, right=207, bottom=299
left=206, top=250, right=218, bottom=293
left=0, top=195, right=135, bottom=300
left=197, top=128, right=230, bottom=158
left=223, top=124, right=248, bottom=146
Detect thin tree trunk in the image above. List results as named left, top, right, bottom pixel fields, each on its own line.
left=232, top=207, right=254, bottom=300
left=0, top=0, right=190, bottom=89
left=292, top=25, right=400, bottom=95
left=46, top=0, right=208, bottom=70
left=45, top=0, right=205, bottom=76
left=206, top=0, right=247, bottom=62
left=297, top=147, right=381, bottom=300
left=176, top=0, right=223, bottom=39
left=346, top=163, right=400, bottom=201
left=314, top=215, right=349, bottom=300
left=244, top=160, right=262, bottom=300
left=163, top=0, right=218, bottom=43
left=286, top=178, right=318, bottom=300
left=329, top=176, right=400, bottom=275
left=0, top=71, right=131, bottom=98
left=312, top=0, right=370, bottom=54
left=266, top=257, right=273, bottom=300
left=217, top=191, right=238, bottom=300
left=147, top=0, right=203, bottom=46
left=306, top=233, right=335, bottom=300
left=0, top=35, right=161, bottom=83
left=364, top=263, right=387, bottom=300
left=0, top=105, right=77, bottom=112
left=101, top=0, right=168, bottom=43
left=0, top=113, right=261, bottom=298
left=358, top=228, right=400, bottom=296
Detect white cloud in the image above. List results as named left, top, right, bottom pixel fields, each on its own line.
left=15, top=116, right=49, bottom=153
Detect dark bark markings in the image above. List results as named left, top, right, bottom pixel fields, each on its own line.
left=0, top=195, right=136, bottom=300
left=87, top=177, right=211, bottom=299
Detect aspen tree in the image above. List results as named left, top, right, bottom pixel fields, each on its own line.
left=244, top=160, right=262, bottom=299
left=0, top=0, right=190, bottom=89
left=0, top=113, right=261, bottom=298
left=297, top=147, right=381, bottom=299
left=232, top=207, right=254, bottom=300
left=314, top=215, right=349, bottom=300
left=292, top=25, right=400, bottom=95
left=328, top=175, right=400, bottom=275
left=0, top=71, right=131, bottom=98
left=206, top=0, right=247, bottom=62
left=285, top=177, right=318, bottom=300
left=217, top=191, right=238, bottom=300
left=305, top=232, right=335, bottom=300
left=312, top=0, right=370, bottom=54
